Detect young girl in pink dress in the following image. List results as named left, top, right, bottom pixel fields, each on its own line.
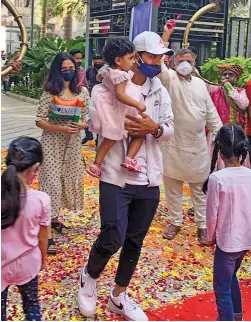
left=203, top=124, right=251, bottom=321
left=1, top=137, right=51, bottom=321
left=86, top=37, right=146, bottom=178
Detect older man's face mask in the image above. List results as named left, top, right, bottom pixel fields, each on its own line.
left=174, top=53, right=195, bottom=76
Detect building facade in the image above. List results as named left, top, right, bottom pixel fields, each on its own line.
left=89, top=0, right=228, bottom=65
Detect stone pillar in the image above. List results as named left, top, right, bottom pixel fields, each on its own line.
left=87, top=39, right=93, bottom=67
left=200, top=43, right=205, bottom=65
left=96, top=38, right=105, bottom=55
left=171, top=41, right=181, bottom=52
left=151, top=3, right=158, bottom=32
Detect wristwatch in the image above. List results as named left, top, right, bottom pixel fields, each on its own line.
left=152, top=125, right=164, bottom=138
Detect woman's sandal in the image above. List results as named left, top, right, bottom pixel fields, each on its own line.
left=51, top=222, right=69, bottom=234
left=47, top=239, right=57, bottom=255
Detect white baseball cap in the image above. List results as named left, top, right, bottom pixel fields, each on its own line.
left=133, top=31, right=174, bottom=56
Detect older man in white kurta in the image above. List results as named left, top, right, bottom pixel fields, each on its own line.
left=160, top=48, right=222, bottom=245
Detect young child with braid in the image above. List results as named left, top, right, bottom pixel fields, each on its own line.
left=203, top=124, right=251, bottom=321
left=1, top=137, right=50, bottom=321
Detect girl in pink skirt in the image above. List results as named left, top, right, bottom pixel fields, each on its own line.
left=1, top=137, right=51, bottom=321
left=86, top=37, right=146, bottom=178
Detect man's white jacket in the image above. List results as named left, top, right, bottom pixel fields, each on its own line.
left=87, top=76, right=174, bottom=187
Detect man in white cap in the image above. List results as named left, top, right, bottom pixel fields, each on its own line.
left=77, top=32, right=174, bottom=321
left=159, top=24, right=222, bottom=244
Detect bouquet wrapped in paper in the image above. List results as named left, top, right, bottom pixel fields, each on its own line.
left=50, top=96, right=85, bottom=176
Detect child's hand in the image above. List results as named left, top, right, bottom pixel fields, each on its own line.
left=96, top=74, right=102, bottom=82
left=137, top=102, right=146, bottom=112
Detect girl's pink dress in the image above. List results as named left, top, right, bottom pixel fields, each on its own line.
left=89, top=65, right=141, bottom=141
left=1, top=189, right=51, bottom=291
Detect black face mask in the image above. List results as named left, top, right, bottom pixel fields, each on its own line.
left=94, top=63, right=103, bottom=70
left=76, top=62, right=82, bottom=68
left=61, top=69, right=75, bottom=81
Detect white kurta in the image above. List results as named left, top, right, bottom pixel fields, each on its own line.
left=160, top=64, right=222, bottom=183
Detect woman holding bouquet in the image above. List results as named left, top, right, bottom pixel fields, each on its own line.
left=36, top=52, right=89, bottom=254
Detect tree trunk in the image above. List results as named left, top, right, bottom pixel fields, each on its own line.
left=41, top=0, right=48, bottom=37
left=247, top=1, right=251, bottom=57
left=63, top=12, right=73, bottom=40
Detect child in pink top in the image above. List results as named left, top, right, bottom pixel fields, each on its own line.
left=86, top=37, right=146, bottom=178
left=1, top=137, right=51, bottom=321
left=203, top=124, right=251, bottom=321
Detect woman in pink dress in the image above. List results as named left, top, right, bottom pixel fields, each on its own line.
left=86, top=37, right=146, bottom=178
left=206, top=64, right=249, bottom=169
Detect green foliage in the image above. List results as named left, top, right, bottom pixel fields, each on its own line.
left=9, top=83, right=43, bottom=99
left=201, top=56, right=251, bottom=87
left=23, top=36, right=85, bottom=73
left=200, top=58, right=222, bottom=83
left=11, top=36, right=85, bottom=98
left=17, top=36, right=85, bottom=86
left=229, top=5, right=249, bottom=18
left=51, top=0, right=87, bottom=21
left=229, top=0, right=248, bottom=11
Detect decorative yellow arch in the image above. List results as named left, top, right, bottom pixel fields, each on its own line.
left=1, top=0, right=28, bottom=76
left=183, top=0, right=220, bottom=85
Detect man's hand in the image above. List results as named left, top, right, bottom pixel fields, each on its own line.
left=125, top=112, right=159, bottom=137
left=222, top=79, right=230, bottom=85
left=207, top=239, right=216, bottom=246
left=162, top=23, right=175, bottom=42
left=9, top=60, right=23, bottom=73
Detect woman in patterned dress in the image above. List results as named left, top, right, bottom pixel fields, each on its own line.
left=36, top=52, right=89, bottom=254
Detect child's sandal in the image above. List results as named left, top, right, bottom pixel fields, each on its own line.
left=121, top=157, right=142, bottom=173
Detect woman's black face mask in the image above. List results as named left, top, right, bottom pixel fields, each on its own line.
left=61, top=69, right=76, bottom=81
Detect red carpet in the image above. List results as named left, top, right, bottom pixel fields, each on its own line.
left=145, top=279, right=251, bottom=321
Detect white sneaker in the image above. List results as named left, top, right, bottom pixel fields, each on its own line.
left=108, top=287, right=148, bottom=321
left=77, top=264, right=97, bottom=317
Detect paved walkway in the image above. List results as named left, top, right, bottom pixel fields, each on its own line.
left=1, top=94, right=93, bottom=150
left=1, top=94, right=42, bottom=149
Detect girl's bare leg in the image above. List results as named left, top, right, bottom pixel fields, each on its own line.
left=95, top=138, right=116, bottom=164
left=126, top=137, right=145, bottom=159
